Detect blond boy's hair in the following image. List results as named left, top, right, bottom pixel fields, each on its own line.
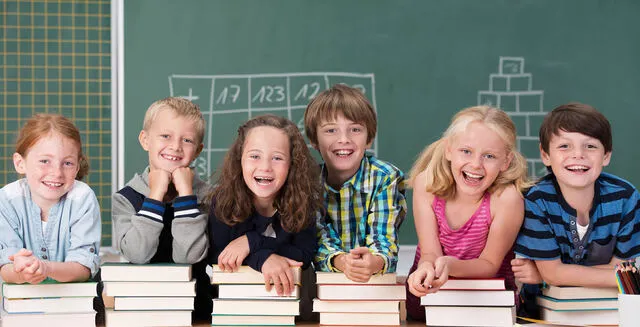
left=409, top=105, right=530, bottom=199
left=143, top=97, right=206, bottom=144
left=303, top=84, right=377, bottom=146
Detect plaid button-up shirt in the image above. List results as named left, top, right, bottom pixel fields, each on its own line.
left=314, top=154, right=407, bottom=273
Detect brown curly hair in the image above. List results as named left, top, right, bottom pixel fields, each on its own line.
left=209, top=114, right=323, bottom=233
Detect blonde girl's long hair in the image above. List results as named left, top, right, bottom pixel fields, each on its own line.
left=408, top=106, right=530, bottom=199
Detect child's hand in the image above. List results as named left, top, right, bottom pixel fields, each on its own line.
left=261, top=254, right=302, bottom=296
left=407, top=257, right=450, bottom=297
left=10, top=249, right=36, bottom=273
left=218, top=235, right=250, bottom=272
left=148, top=167, right=172, bottom=201
left=511, top=258, right=542, bottom=284
left=21, top=259, right=49, bottom=284
left=431, top=256, right=450, bottom=290
left=343, top=247, right=384, bottom=283
left=172, top=167, right=194, bottom=197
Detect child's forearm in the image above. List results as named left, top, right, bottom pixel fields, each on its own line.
left=0, top=264, right=26, bottom=284
left=538, top=262, right=618, bottom=287
left=46, top=261, right=91, bottom=282
left=447, top=257, right=501, bottom=278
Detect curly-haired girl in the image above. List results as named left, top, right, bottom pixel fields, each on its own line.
left=207, top=114, right=322, bottom=296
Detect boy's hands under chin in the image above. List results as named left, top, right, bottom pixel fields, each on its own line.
left=172, top=167, right=195, bottom=197
left=148, top=167, right=172, bottom=201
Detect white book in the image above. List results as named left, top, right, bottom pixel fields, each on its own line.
left=317, top=284, right=406, bottom=300
left=2, top=281, right=97, bottom=299
left=420, top=290, right=515, bottom=306
left=212, top=299, right=299, bottom=315
left=211, top=265, right=301, bottom=285
left=105, top=309, right=192, bottom=327
left=313, top=298, right=400, bottom=313
left=1, top=310, right=96, bottom=327
left=541, top=285, right=619, bottom=300
left=114, top=297, right=194, bottom=311
left=211, top=314, right=295, bottom=326
left=425, top=306, right=515, bottom=327
left=103, top=280, right=195, bottom=297
left=3, top=296, right=95, bottom=313
left=315, top=272, right=397, bottom=285
left=542, top=307, right=619, bottom=326
left=217, top=284, right=300, bottom=299
left=537, top=295, right=618, bottom=311
left=320, top=312, right=400, bottom=326
left=101, top=263, right=192, bottom=282
left=439, top=278, right=506, bottom=290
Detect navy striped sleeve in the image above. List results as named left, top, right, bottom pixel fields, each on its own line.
left=173, top=195, right=200, bottom=218
left=615, top=189, right=640, bottom=259
left=515, top=192, right=561, bottom=260
left=138, top=198, right=165, bottom=223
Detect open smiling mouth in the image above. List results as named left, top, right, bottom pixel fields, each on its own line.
left=161, top=154, right=182, bottom=161
left=462, top=171, right=484, bottom=182
left=255, top=177, right=274, bottom=185
left=43, top=181, right=63, bottom=188
left=333, top=150, right=354, bottom=158
left=566, top=165, right=590, bottom=173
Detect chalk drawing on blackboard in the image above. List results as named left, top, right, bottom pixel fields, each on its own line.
left=169, top=73, right=377, bottom=179
left=478, top=57, right=547, bottom=179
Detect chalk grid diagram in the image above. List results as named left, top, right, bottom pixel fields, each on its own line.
left=1, top=1, right=112, bottom=245
left=169, top=73, right=378, bottom=179
left=478, top=57, right=547, bottom=178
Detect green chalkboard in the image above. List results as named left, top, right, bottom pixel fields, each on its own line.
left=123, top=0, right=640, bottom=245
left=1, top=1, right=113, bottom=246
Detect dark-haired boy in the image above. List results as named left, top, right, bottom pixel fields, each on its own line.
left=513, top=102, right=640, bottom=317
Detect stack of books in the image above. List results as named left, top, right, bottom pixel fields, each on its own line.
left=101, top=263, right=195, bottom=327
left=210, top=265, right=301, bottom=326
left=313, top=272, right=405, bottom=326
left=538, top=285, right=619, bottom=326
left=1, top=280, right=97, bottom=326
left=421, top=278, right=515, bottom=327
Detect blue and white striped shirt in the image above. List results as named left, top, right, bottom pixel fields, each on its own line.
left=515, top=172, right=640, bottom=265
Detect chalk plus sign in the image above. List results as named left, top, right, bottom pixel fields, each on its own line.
left=180, top=88, right=199, bottom=101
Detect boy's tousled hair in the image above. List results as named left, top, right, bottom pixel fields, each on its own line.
left=539, top=102, right=612, bottom=154
left=209, top=114, right=323, bottom=233
left=143, top=97, right=206, bottom=144
left=15, top=113, right=89, bottom=180
left=409, top=106, right=529, bottom=199
left=304, top=84, right=377, bottom=145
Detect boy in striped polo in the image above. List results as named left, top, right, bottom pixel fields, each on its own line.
left=304, top=84, right=407, bottom=281
left=513, top=103, right=640, bottom=317
left=112, top=97, right=212, bottom=320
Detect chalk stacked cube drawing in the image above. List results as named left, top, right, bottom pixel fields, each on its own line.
left=478, top=57, right=547, bottom=178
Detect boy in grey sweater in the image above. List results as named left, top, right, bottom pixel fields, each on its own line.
left=112, top=97, right=211, bottom=320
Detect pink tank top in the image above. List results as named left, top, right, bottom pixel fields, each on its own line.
left=432, top=192, right=516, bottom=290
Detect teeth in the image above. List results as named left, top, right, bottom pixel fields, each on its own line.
left=567, top=165, right=589, bottom=171
left=334, top=150, right=352, bottom=156
left=43, top=182, right=62, bottom=187
left=464, top=171, right=483, bottom=179
left=255, top=177, right=274, bottom=184
left=162, top=154, right=181, bottom=161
